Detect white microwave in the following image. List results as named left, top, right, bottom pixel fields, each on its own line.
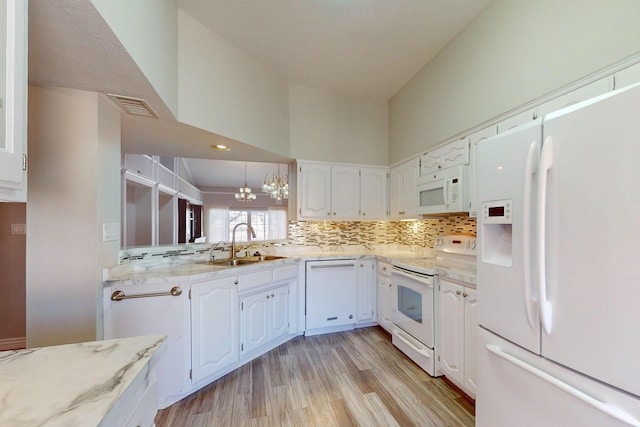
left=416, top=165, right=469, bottom=215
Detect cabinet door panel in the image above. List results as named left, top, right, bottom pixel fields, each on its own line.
left=299, top=163, right=332, bottom=218
left=402, top=161, right=419, bottom=217
left=191, top=276, right=239, bottom=383
left=357, top=260, right=376, bottom=322
left=377, top=275, right=392, bottom=332
left=439, top=280, right=464, bottom=384
left=270, top=286, right=290, bottom=340
left=241, top=291, right=269, bottom=355
left=360, top=168, right=388, bottom=219
left=464, top=288, right=478, bottom=396
left=331, top=166, right=360, bottom=219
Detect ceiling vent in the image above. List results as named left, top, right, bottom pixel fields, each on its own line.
left=107, top=94, right=158, bottom=118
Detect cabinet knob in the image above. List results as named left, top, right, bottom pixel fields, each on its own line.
left=327, top=212, right=331, bottom=216
left=362, top=212, right=366, bottom=216
left=234, top=280, right=238, bottom=285
left=456, top=290, right=461, bottom=295
left=463, top=292, right=468, bottom=297
left=271, top=294, right=275, bottom=298
left=349, top=315, right=353, bottom=319
left=333, top=212, right=336, bottom=216
left=266, top=295, right=270, bottom=299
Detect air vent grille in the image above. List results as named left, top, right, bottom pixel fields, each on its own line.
left=107, top=94, right=158, bottom=118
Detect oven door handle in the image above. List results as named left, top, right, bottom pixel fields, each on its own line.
left=392, top=267, right=434, bottom=287
left=393, top=328, right=433, bottom=357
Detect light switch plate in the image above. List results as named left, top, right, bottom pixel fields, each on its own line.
left=103, top=223, right=120, bottom=242
left=10, top=223, right=26, bottom=234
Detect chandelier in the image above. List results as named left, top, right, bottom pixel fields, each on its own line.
left=235, top=162, right=256, bottom=202
left=262, top=164, right=289, bottom=205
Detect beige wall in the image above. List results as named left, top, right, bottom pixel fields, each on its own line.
left=389, top=0, right=640, bottom=164
left=26, top=87, right=121, bottom=347
left=91, top=0, right=179, bottom=117
left=0, top=203, right=26, bottom=340
left=289, top=85, right=389, bottom=165
left=178, top=10, right=290, bottom=158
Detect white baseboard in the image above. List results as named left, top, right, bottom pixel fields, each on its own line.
left=0, top=337, right=26, bottom=351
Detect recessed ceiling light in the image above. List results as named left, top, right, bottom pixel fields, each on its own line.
left=211, top=144, right=231, bottom=151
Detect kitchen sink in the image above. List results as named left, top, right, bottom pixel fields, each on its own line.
left=203, top=255, right=287, bottom=267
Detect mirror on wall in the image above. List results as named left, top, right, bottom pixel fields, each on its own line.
left=121, top=155, right=290, bottom=248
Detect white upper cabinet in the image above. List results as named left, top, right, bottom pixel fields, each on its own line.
left=297, top=162, right=332, bottom=219
left=0, top=1, right=27, bottom=202
left=389, top=158, right=419, bottom=220
left=296, top=161, right=388, bottom=220
left=615, top=62, right=640, bottom=91
left=360, top=167, right=388, bottom=220
left=420, top=138, right=469, bottom=176
left=534, top=76, right=613, bottom=118
left=468, top=126, right=497, bottom=217
left=331, top=165, right=360, bottom=219
left=496, top=109, right=536, bottom=134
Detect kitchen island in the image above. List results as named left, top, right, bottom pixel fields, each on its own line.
left=0, top=334, right=166, bottom=427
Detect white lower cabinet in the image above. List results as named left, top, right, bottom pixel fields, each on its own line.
left=463, top=287, right=477, bottom=395
left=376, top=262, right=393, bottom=332
left=357, top=259, right=376, bottom=323
left=190, top=276, right=239, bottom=384
left=103, top=282, right=191, bottom=405
left=240, top=284, right=289, bottom=356
left=438, top=278, right=477, bottom=397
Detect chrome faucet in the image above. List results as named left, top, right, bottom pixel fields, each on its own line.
left=231, top=223, right=256, bottom=258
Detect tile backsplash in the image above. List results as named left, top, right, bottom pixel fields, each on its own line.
left=287, top=216, right=476, bottom=248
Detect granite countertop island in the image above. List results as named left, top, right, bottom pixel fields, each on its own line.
left=0, top=334, right=166, bottom=427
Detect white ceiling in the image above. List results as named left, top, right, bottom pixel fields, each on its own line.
left=183, top=159, right=289, bottom=190
left=177, top=0, right=494, bottom=100
left=28, top=0, right=494, bottom=189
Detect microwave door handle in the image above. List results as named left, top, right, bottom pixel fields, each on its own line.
left=522, top=139, right=540, bottom=330
left=537, top=135, right=554, bottom=335
left=443, top=178, right=449, bottom=205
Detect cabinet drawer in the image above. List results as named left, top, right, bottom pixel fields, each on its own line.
left=126, top=379, right=158, bottom=427
left=273, top=264, right=298, bottom=282
left=238, top=269, right=272, bottom=293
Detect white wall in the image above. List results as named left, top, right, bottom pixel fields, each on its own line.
left=178, top=10, right=290, bottom=158
left=389, top=0, right=640, bottom=164
left=91, top=0, right=179, bottom=117
left=26, top=87, right=121, bottom=347
left=289, top=85, right=388, bottom=165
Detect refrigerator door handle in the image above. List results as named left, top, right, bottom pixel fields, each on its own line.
left=523, top=139, right=539, bottom=330
left=537, top=136, right=554, bottom=334
left=487, top=344, right=640, bottom=426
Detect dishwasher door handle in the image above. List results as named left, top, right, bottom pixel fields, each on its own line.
left=310, top=263, right=355, bottom=269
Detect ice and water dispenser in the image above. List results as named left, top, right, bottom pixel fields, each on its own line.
left=481, top=199, right=513, bottom=267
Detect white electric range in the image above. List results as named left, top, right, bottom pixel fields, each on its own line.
left=388, top=234, right=477, bottom=376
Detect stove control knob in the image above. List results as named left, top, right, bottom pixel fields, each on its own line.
left=465, top=241, right=470, bottom=249
left=471, top=241, right=476, bottom=250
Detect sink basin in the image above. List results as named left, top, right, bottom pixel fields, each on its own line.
left=203, top=255, right=287, bottom=267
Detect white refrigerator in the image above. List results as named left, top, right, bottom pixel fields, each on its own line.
left=476, top=83, right=640, bottom=426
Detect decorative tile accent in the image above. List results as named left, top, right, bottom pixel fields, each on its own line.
left=287, top=216, right=476, bottom=248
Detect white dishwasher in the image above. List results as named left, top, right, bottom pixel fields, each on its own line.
left=305, top=259, right=358, bottom=333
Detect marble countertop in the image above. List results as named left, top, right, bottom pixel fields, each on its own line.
left=0, top=334, right=166, bottom=427
left=105, top=244, right=432, bottom=284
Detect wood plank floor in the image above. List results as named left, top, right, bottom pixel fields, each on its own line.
left=155, top=327, right=475, bottom=426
